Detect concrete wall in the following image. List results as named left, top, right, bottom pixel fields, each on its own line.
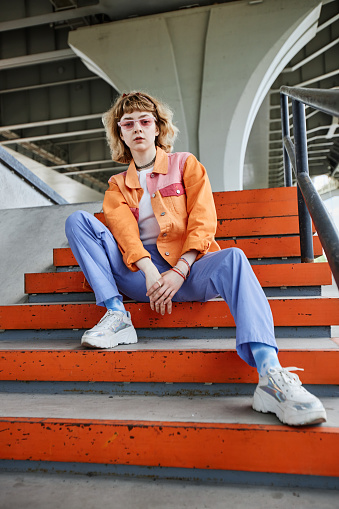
left=0, top=159, right=52, bottom=209
left=1, top=147, right=105, bottom=208
left=243, top=95, right=270, bottom=190
left=69, top=0, right=321, bottom=191
left=0, top=201, right=101, bottom=305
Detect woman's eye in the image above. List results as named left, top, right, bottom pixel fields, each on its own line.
left=141, top=119, right=152, bottom=126
left=123, top=122, right=134, bottom=128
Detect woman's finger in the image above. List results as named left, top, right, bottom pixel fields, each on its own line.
left=146, top=279, right=163, bottom=297
left=166, top=300, right=172, bottom=314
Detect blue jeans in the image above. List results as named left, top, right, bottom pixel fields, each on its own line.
left=65, top=210, right=277, bottom=367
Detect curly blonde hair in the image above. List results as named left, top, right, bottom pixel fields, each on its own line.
left=102, top=91, right=179, bottom=164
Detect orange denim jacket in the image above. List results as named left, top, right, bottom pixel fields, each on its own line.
left=103, top=147, right=220, bottom=271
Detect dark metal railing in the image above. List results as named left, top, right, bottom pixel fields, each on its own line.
left=280, top=86, right=339, bottom=288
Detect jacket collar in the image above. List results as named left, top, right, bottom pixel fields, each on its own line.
left=125, top=147, right=168, bottom=189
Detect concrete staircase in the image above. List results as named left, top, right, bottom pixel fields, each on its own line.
left=0, top=187, right=338, bottom=488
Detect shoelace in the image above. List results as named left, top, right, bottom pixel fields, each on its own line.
left=96, top=310, right=122, bottom=329
left=269, top=366, right=304, bottom=386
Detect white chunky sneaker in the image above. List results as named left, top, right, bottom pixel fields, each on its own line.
left=81, top=310, right=138, bottom=349
left=252, top=366, right=327, bottom=426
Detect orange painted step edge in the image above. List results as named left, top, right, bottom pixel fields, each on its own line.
left=0, top=417, right=337, bottom=476
left=94, top=213, right=303, bottom=237
left=0, top=299, right=338, bottom=330
left=218, top=236, right=323, bottom=258
left=213, top=187, right=297, bottom=205
left=53, top=237, right=323, bottom=267
left=93, top=200, right=298, bottom=222
left=24, top=263, right=332, bottom=294
left=216, top=216, right=314, bottom=237
left=0, top=350, right=337, bottom=384
left=215, top=200, right=298, bottom=219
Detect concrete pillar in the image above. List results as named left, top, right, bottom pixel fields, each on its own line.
left=69, top=0, right=321, bottom=191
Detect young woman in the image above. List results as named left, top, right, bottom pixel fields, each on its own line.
left=65, top=91, right=326, bottom=427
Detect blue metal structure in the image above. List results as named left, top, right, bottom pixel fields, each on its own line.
left=280, top=86, right=339, bottom=287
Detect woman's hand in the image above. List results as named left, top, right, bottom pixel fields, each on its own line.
left=146, top=269, right=185, bottom=315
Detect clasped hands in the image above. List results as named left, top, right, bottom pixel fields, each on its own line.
left=146, top=268, right=184, bottom=315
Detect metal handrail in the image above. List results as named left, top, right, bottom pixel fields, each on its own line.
left=280, top=86, right=339, bottom=289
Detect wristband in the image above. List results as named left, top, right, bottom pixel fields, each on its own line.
left=178, top=257, right=191, bottom=277
left=170, top=267, right=186, bottom=280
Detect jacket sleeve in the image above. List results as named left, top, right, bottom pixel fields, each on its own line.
left=181, top=154, right=218, bottom=256
left=103, top=179, right=151, bottom=271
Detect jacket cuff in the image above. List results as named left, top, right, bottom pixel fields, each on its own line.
left=181, top=238, right=211, bottom=257
left=123, top=247, right=151, bottom=271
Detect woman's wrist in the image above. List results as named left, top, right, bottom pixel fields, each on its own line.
left=175, top=260, right=190, bottom=278
left=170, top=266, right=187, bottom=280
left=135, top=256, right=153, bottom=273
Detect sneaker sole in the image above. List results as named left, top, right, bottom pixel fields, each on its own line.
left=252, top=389, right=327, bottom=426
left=81, top=327, right=138, bottom=349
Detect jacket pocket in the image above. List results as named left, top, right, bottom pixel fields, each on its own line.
left=159, top=183, right=185, bottom=197
left=159, top=183, right=187, bottom=218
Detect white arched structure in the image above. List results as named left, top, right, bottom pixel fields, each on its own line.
left=69, top=0, right=321, bottom=191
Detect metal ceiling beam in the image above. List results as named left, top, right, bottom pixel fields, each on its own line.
left=270, top=72, right=339, bottom=93
left=0, top=49, right=76, bottom=70
left=0, top=4, right=105, bottom=32
left=57, top=136, right=105, bottom=145
left=64, top=166, right=128, bottom=176
left=0, top=76, right=99, bottom=95
left=0, top=114, right=103, bottom=132
left=282, top=38, right=339, bottom=73
left=0, top=128, right=105, bottom=145
left=51, top=159, right=113, bottom=169
left=317, top=13, right=339, bottom=32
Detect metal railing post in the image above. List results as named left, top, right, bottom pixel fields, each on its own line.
left=291, top=98, right=314, bottom=263
left=280, top=93, right=292, bottom=187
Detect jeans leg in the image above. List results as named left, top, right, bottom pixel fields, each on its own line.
left=175, top=248, right=277, bottom=367
left=65, top=210, right=148, bottom=306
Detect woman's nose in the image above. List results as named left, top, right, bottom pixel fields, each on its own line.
left=133, top=120, right=142, bottom=131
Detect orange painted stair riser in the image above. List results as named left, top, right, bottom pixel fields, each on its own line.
left=94, top=213, right=307, bottom=237
left=0, top=418, right=338, bottom=477
left=24, top=263, right=332, bottom=294
left=0, top=350, right=337, bottom=384
left=53, top=237, right=323, bottom=267
left=0, top=300, right=338, bottom=330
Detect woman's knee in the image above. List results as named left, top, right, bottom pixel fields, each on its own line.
left=65, top=210, right=91, bottom=238
left=223, top=247, right=248, bottom=263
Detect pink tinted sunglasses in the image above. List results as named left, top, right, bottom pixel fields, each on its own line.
left=118, top=117, right=155, bottom=130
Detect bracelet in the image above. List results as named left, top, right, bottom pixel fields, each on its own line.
left=170, top=267, right=186, bottom=280
left=178, top=257, right=191, bottom=277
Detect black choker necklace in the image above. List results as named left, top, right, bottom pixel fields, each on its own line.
left=135, top=154, right=156, bottom=170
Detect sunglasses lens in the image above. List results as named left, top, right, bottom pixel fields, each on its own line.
left=120, top=121, right=134, bottom=130
left=119, top=117, right=155, bottom=130
left=139, top=118, right=154, bottom=127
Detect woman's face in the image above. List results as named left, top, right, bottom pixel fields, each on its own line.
left=119, top=110, right=159, bottom=157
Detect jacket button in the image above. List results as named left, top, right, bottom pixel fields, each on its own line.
left=176, top=189, right=180, bottom=194
left=152, top=193, right=156, bottom=198
left=165, top=252, right=170, bottom=256
left=160, top=212, right=165, bottom=216
left=150, top=173, right=155, bottom=178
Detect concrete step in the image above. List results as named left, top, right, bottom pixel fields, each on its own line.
left=24, top=262, right=332, bottom=296
left=0, top=338, right=338, bottom=385
left=0, top=299, right=338, bottom=331
left=1, top=472, right=339, bottom=508
left=53, top=236, right=324, bottom=267
left=0, top=393, right=338, bottom=477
